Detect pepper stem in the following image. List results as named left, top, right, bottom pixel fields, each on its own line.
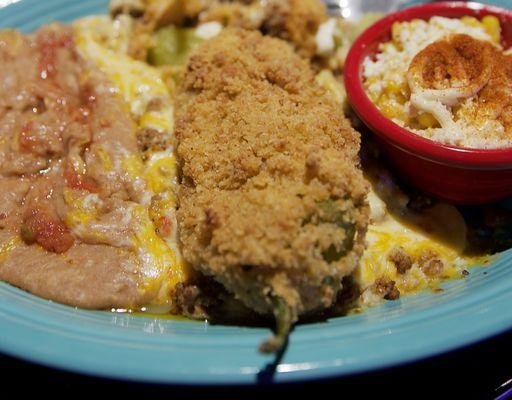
left=259, top=297, right=294, bottom=353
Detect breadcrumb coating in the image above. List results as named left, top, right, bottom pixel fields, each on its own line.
left=175, top=29, right=369, bottom=333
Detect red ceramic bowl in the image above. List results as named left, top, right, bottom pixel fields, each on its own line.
left=344, top=1, right=512, bottom=204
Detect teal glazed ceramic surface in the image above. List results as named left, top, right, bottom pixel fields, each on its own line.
left=0, top=0, right=511, bottom=385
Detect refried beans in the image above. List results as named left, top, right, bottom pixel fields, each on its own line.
left=0, top=25, right=174, bottom=309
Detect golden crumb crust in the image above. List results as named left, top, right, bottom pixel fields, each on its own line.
left=175, top=29, right=369, bottom=321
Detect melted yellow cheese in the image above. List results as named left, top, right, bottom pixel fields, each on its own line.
left=132, top=205, right=183, bottom=284
left=357, top=188, right=491, bottom=306
left=74, top=17, right=172, bottom=122
left=71, top=16, right=189, bottom=309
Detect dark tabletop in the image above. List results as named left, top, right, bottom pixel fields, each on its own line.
left=1, top=329, right=510, bottom=399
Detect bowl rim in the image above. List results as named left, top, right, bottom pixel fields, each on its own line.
left=344, top=1, right=512, bottom=169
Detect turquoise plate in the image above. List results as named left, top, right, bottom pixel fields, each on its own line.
left=0, top=0, right=511, bottom=385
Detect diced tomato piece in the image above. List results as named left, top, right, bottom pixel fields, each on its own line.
left=18, top=122, right=37, bottom=153
left=156, top=215, right=173, bottom=237
left=21, top=208, right=74, bottom=253
left=63, top=160, right=100, bottom=193
left=74, top=84, right=96, bottom=124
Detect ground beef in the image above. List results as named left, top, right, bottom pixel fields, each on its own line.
left=418, top=250, right=445, bottom=277
left=171, top=278, right=224, bottom=319
left=372, top=277, right=400, bottom=300
left=388, top=246, right=413, bottom=274
left=137, top=127, right=170, bottom=153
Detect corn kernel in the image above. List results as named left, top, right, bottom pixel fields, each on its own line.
left=395, top=91, right=408, bottom=105
left=391, top=22, right=402, bottom=42
left=378, top=96, right=409, bottom=124
left=461, top=16, right=480, bottom=28
left=382, top=41, right=399, bottom=54
left=383, top=80, right=408, bottom=105
left=417, top=112, right=439, bottom=129
left=383, top=80, right=401, bottom=95
left=482, top=15, right=501, bottom=43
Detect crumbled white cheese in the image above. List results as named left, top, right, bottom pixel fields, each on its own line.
left=368, top=190, right=387, bottom=224
left=316, top=18, right=337, bottom=56
left=195, top=22, right=222, bottom=40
